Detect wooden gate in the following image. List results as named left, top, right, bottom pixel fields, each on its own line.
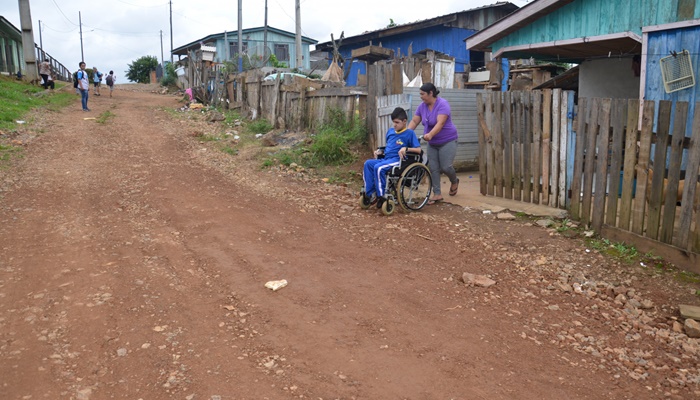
left=477, top=89, right=575, bottom=208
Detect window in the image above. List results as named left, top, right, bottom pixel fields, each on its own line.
left=229, top=42, right=248, bottom=58
left=274, top=44, right=289, bottom=62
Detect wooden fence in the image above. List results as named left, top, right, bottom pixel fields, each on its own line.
left=477, top=91, right=700, bottom=271
left=477, top=89, right=575, bottom=208
left=231, top=71, right=367, bottom=132
left=570, top=98, right=699, bottom=270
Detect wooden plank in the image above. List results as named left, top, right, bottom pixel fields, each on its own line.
left=477, top=93, right=487, bottom=195
left=581, top=98, right=601, bottom=227
left=513, top=91, right=522, bottom=201
left=391, top=62, right=403, bottom=95
left=662, top=101, right=688, bottom=244
left=677, top=103, right=700, bottom=251
left=647, top=101, right=672, bottom=240
left=592, top=99, right=612, bottom=233
left=523, top=92, right=532, bottom=203
left=601, top=226, right=700, bottom=275
left=532, top=91, right=542, bottom=204
left=503, top=92, right=513, bottom=200
left=570, top=98, right=588, bottom=220
left=486, top=93, right=495, bottom=196
left=493, top=92, right=504, bottom=198
left=550, top=89, right=561, bottom=207
left=558, top=90, right=569, bottom=207
left=631, top=101, right=655, bottom=235
left=605, top=99, right=626, bottom=226
left=619, top=99, right=640, bottom=231
left=541, top=89, right=550, bottom=205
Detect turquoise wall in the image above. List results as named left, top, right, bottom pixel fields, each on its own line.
left=213, top=30, right=313, bottom=69
left=493, top=0, right=700, bottom=51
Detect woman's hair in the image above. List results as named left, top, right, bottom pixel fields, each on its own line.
left=419, top=82, right=440, bottom=97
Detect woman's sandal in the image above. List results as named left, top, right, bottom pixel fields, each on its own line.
left=449, top=179, right=460, bottom=196
left=427, top=197, right=443, bottom=205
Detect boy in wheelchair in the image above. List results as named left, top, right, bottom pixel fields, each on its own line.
left=361, top=107, right=422, bottom=212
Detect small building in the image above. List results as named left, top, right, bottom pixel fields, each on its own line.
left=0, top=16, right=24, bottom=76
left=172, top=26, right=318, bottom=70
left=314, top=2, right=519, bottom=86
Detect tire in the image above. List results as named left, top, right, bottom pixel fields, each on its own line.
left=398, top=163, right=432, bottom=211
left=359, top=194, right=372, bottom=209
left=380, top=199, right=395, bottom=216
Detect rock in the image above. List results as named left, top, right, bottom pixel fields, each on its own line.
left=639, top=299, right=654, bottom=309
left=497, top=212, right=516, bottom=221
left=260, top=131, right=279, bottom=147
left=117, top=348, right=127, bottom=357
left=207, top=111, right=226, bottom=122
left=536, top=219, right=553, bottom=228
left=684, top=319, right=700, bottom=338
left=672, top=321, right=684, bottom=333
left=462, top=272, right=496, bottom=288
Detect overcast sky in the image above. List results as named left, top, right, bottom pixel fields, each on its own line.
left=1, top=0, right=527, bottom=81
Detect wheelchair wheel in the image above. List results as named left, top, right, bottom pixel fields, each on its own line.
left=398, top=163, right=432, bottom=211
left=380, top=199, right=395, bottom=216
left=359, top=194, right=372, bottom=209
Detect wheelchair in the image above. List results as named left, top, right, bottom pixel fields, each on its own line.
left=359, top=149, right=432, bottom=216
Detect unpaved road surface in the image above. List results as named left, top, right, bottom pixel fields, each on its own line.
left=1, top=86, right=699, bottom=399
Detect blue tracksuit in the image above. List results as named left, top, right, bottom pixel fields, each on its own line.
left=363, top=127, right=420, bottom=197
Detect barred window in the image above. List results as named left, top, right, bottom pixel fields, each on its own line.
left=274, top=44, right=289, bottom=62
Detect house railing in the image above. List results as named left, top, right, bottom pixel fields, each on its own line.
left=477, top=92, right=700, bottom=272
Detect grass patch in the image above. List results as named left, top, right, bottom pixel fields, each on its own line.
left=248, top=119, right=273, bottom=134
left=0, top=77, right=74, bottom=131
left=96, top=110, right=115, bottom=124
left=587, top=238, right=639, bottom=264
left=0, top=143, right=23, bottom=169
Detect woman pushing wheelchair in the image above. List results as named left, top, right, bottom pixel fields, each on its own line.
left=360, top=107, right=425, bottom=214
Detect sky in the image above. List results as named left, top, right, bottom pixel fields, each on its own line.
left=1, top=0, right=530, bottom=82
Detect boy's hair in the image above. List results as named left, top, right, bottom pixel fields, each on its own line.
left=390, top=107, right=408, bottom=121
left=109, top=70, right=114, bottom=75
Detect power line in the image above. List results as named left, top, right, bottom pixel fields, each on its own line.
left=116, top=0, right=169, bottom=8
left=50, top=0, right=77, bottom=26
left=42, top=23, right=78, bottom=34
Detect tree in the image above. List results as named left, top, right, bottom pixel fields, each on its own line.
left=126, top=55, right=158, bottom=83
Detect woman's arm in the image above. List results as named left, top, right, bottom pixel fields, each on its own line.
left=423, top=114, right=448, bottom=141
left=407, top=115, right=421, bottom=130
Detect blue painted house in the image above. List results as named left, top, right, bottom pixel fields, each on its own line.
left=467, top=0, right=700, bottom=126
left=172, top=26, right=317, bottom=70
left=314, top=2, right=518, bottom=86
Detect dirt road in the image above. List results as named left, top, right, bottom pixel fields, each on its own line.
left=0, top=87, right=698, bottom=399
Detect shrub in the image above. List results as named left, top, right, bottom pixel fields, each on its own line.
left=247, top=119, right=273, bottom=134
left=309, top=108, right=366, bottom=165
left=161, top=62, right=177, bottom=87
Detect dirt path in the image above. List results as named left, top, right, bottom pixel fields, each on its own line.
left=0, top=87, right=698, bottom=399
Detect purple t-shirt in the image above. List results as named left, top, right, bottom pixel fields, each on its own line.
left=415, top=97, right=458, bottom=145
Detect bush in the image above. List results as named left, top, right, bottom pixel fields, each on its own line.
left=161, top=62, right=177, bottom=87
left=309, top=108, right=366, bottom=165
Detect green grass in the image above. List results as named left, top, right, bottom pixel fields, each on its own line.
left=247, top=119, right=273, bottom=134
left=0, top=77, right=74, bottom=131
left=0, top=143, right=23, bottom=169
left=96, top=110, right=115, bottom=124
left=587, top=237, right=640, bottom=264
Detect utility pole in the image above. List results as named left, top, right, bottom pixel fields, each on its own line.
left=295, top=0, right=302, bottom=69
left=263, top=0, right=268, bottom=61
left=18, top=0, right=37, bottom=80
left=237, top=0, right=242, bottom=72
left=169, top=0, right=173, bottom=63
left=79, top=12, right=84, bottom=62
left=38, top=20, right=43, bottom=60
left=160, top=30, right=164, bottom=68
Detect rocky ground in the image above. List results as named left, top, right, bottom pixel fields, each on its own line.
left=0, top=85, right=698, bottom=399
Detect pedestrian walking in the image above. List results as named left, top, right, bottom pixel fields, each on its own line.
left=105, top=71, right=116, bottom=97
left=93, top=67, right=103, bottom=96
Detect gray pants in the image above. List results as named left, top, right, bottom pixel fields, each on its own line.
left=427, top=140, right=458, bottom=195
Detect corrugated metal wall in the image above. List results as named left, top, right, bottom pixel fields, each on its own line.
left=494, top=0, right=700, bottom=51
left=404, top=87, right=483, bottom=170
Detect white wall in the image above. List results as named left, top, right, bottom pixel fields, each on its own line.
left=579, top=57, right=640, bottom=99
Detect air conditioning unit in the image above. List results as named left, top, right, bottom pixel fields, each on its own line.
left=660, top=50, right=695, bottom=93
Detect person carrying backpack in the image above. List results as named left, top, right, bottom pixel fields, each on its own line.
left=105, top=71, right=116, bottom=97
left=76, top=62, right=90, bottom=111
left=93, top=67, right=103, bottom=96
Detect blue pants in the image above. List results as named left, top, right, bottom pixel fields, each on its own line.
left=80, top=89, right=89, bottom=110
left=363, top=158, right=400, bottom=197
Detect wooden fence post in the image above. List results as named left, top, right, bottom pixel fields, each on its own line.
left=676, top=103, right=700, bottom=250
left=570, top=98, right=588, bottom=220
left=532, top=91, right=542, bottom=204
left=581, top=98, right=601, bottom=227
left=618, top=99, right=640, bottom=230
left=647, top=101, right=673, bottom=240
left=541, top=89, right=552, bottom=205
left=591, top=99, right=611, bottom=233
left=477, top=93, right=487, bottom=195
left=631, top=101, right=655, bottom=235
left=661, top=102, right=688, bottom=243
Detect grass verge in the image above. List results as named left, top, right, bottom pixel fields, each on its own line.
left=0, top=77, right=74, bottom=132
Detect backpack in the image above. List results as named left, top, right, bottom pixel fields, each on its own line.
left=73, top=71, right=79, bottom=88
left=106, top=75, right=113, bottom=86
